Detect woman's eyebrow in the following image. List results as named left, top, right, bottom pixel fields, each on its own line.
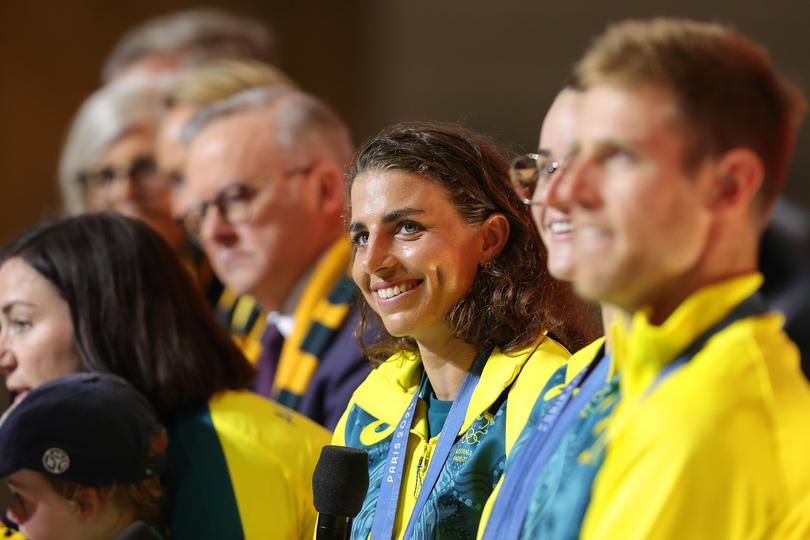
left=349, top=207, right=427, bottom=232
left=2, top=301, right=34, bottom=315
left=381, top=207, right=426, bottom=224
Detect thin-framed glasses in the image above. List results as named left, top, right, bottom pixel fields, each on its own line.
left=78, top=155, right=163, bottom=195
left=509, top=150, right=566, bottom=205
left=183, top=164, right=313, bottom=244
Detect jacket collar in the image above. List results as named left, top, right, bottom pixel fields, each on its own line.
left=610, top=273, right=763, bottom=400
left=353, top=333, right=550, bottom=436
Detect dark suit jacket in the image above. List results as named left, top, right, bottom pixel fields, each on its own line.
left=760, top=197, right=810, bottom=379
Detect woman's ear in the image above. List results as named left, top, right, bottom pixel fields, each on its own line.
left=479, top=213, right=510, bottom=263
left=74, top=486, right=102, bottom=521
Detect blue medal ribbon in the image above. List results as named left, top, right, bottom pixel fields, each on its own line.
left=369, top=348, right=491, bottom=540
left=481, top=346, right=608, bottom=540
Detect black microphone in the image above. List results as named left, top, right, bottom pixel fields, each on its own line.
left=114, top=521, right=163, bottom=540
left=313, top=445, right=369, bottom=540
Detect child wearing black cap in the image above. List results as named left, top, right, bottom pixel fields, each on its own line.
left=0, top=373, right=167, bottom=540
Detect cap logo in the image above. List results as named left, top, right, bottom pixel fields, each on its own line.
left=42, top=448, right=70, bottom=475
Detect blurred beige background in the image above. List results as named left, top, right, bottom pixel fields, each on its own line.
left=1, top=0, right=809, bottom=245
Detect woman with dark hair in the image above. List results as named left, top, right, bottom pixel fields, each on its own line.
left=0, top=212, right=328, bottom=539
left=333, top=121, right=582, bottom=539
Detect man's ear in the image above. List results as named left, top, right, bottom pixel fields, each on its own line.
left=479, top=213, right=511, bottom=264
left=708, top=148, right=765, bottom=216
left=74, top=486, right=101, bottom=521
left=311, top=161, right=346, bottom=217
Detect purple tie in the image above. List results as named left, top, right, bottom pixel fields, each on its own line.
left=255, top=323, right=284, bottom=397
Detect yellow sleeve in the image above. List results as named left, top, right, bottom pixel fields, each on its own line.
left=774, top=495, right=810, bottom=540
left=209, top=392, right=329, bottom=540
left=581, top=403, right=774, bottom=539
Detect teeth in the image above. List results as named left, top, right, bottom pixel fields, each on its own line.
left=549, top=221, right=574, bottom=234
left=375, top=282, right=416, bottom=300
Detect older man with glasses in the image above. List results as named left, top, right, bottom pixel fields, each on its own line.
left=181, top=86, right=370, bottom=430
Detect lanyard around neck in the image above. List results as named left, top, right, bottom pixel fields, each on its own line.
left=481, top=345, right=608, bottom=540
left=370, top=348, right=491, bottom=540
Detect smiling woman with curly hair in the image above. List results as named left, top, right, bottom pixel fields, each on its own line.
left=332, top=120, right=587, bottom=539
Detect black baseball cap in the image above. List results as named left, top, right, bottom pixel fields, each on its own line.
left=0, top=372, right=168, bottom=485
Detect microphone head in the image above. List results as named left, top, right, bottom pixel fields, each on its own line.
left=313, top=445, right=369, bottom=517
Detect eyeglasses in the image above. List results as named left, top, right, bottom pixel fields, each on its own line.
left=182, top=164, right=314, bottom=244
left=509, top=151, right=566, bottom=205
left=78, top=155, right=164, bottom=195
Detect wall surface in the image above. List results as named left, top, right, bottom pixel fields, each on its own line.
left=1, top=0, right=809, bottom=245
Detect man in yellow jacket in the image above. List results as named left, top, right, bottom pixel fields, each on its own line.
left=485, top=17, right=810, bottom=540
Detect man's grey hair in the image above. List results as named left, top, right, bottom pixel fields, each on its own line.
left=182, top=86, right=354, bottom=170
left=58, top=74, right=171, bottom=214
left=102, top=7, right=277, bottom=83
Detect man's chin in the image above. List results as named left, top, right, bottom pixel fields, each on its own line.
left=217, top=270, right=260, bottom=298
left=571, top=269, right=616, bottom=306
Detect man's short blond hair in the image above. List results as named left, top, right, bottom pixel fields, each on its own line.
left=575, top=18, right=806, bottom=209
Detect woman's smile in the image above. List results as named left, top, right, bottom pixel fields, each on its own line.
left=372, top=279, right=423, bottom=301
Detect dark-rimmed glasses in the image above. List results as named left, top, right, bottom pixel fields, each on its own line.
left=182, top=164, right=313, bottom=244
left=509, top=150, right=566, bottom=205
left=78, top=155, right=164, bottom=195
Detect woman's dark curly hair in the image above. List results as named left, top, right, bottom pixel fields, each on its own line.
left=347, top=120, right=587, bottom=362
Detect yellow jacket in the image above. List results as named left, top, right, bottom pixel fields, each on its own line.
left=332, top=334, right=569, bottom=539
left=582, top=274, right=810, bottom=539
left=169, top=390, right=329, bottom=539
